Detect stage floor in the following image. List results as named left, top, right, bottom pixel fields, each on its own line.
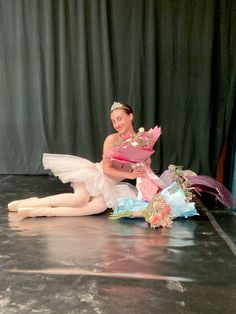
left=0, top=175, right=235, bottom=314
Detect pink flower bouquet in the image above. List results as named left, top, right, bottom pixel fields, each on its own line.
left=109, top=126, right=163, bottom=201
left=109, top=126, right=162, bottom=164
left=143, top=194, right=173, bottom=228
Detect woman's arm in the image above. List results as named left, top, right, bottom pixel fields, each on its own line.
left=102, top=134, right=146, bottom=181
left=103, top=158, right=146, bottom=181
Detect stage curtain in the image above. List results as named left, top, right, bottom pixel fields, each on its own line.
left=0, top=0, right=235, bottom=176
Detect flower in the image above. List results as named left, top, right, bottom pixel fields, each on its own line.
left=115, top=126, right=161, bottom=149
left=143, top=194, right=173, bottom=228
left=150, top=214, right=161, bottom=225
left=167, top=165, right=194, bottom=201
left=110, top=126, right=162, bottom=164
left=110, top=181, right=199, bottom=228
left=109, top=194, right=173, bottom=228
left=138, top=127, right=145, bottom=133
left=168, top=165, right=176, bottom=172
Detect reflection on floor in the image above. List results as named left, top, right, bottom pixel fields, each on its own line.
left=0, top=175, right=235, bottom=314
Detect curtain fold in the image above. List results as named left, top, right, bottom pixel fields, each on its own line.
left=0, top=0, right=235, bottom=177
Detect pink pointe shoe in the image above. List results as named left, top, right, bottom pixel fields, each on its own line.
left=8, top=197, right=39, bottom=212
left=8, top=200, right=22, bottom=212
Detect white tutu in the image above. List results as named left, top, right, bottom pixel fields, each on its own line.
left=42, top=153, right=137, bottom=208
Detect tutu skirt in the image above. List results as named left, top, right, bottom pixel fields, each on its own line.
left=42, top=153, right=137, bottom=208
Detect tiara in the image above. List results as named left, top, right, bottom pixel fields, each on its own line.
left=110, top=102, right=130, bottom=112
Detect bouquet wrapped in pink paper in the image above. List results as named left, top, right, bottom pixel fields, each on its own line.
left=109, top=126, right=162, bottom=163
left=109, top=126, right=164, bottom=201
left=160, top=165, right=234, bottom=209
left=187, top=175, right=233, bottom=208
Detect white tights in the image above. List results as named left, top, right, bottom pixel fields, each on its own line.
left=8, top=182, right=107, bottom=218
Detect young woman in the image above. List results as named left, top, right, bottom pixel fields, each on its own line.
left=8, top=102, right=147, bottom=217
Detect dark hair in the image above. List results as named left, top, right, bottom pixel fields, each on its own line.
left=122, top=103, right=133, bottom=115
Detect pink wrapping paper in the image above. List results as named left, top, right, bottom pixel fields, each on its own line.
left=109, top=126, right=162, bottom=164
left=109, top=126, right=163, bottom=201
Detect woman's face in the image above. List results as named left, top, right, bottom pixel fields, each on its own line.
left=110, top=109, right=133, bottom=135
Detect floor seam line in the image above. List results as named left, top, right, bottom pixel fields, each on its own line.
left=203, top=208, right=236, bottom=257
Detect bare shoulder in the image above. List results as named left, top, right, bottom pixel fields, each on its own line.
left=103, top=133, right=119, bottom=155
left=104, top=133, right=118, bottom=145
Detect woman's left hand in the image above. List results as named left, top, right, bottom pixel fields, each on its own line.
left=131, top=166, right=146, bottom=178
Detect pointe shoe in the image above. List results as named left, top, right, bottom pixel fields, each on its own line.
left=8, top=200, right=22, bottom=212
left=18, top=207, right=54, bottom=218
left=8, top=197, right=38, bottom=212
left=17, top=207, right=35, bottom=217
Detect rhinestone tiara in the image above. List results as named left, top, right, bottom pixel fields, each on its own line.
left=110, top=102, right=130, bottom=112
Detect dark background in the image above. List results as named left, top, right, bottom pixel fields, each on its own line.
left=0, top=0, right=235, bottom=183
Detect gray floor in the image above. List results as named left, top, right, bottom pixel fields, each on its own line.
left=0, top=175, right=236, bottom=314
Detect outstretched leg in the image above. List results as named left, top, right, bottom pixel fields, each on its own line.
left=8, top=182, right=90, bottom=212
left=17, top=197, right=107, bottom=218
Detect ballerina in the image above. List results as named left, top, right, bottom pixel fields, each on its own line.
left=8, top=102, right=147, bottom=218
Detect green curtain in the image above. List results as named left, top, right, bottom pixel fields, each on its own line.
left=0, top=0, right=235, bottom=176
